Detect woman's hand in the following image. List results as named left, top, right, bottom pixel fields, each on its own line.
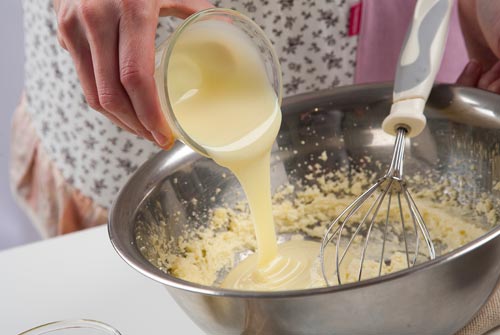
left=53, top=0, right=213, bottom=148
left=456, top=59, right=500, bottom=93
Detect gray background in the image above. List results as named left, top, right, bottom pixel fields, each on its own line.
left=0, top=0, right=41, bottom=250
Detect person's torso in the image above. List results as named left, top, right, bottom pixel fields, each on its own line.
left=21, top=0, right=467, bottom=208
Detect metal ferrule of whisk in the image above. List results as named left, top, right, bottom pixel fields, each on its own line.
left=387, top=127, right=407, bottom=181
left=320, top=127, right=436, bottom=286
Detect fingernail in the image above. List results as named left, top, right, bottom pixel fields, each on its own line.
left=465, top=59, right=481, bottom=75
left=152, top=131, right=171, bottom=147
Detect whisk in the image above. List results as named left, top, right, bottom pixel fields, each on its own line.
left=320, top=0, right=453, bottom=286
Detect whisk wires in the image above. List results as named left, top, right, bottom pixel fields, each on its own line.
left=320, top=128, right=436, bottom=286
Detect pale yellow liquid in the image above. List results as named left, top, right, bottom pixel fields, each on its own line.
left=167, top=20, right=320, bottom=290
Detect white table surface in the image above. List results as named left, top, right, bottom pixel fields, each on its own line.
left=0, top=225, right=203, bottom=334
left=2, top=225, right=500, bottom=335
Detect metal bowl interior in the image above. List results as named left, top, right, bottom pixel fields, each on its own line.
left=109, top=83, right=500, bottom=334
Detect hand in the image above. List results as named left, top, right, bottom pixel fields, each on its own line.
left=456, top=59, right=500, bottom=93
left=54, top=0, right=213, bottom=148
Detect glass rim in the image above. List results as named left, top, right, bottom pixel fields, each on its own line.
left=160, top=7, right=283, bottom=156
left=18, top=319, right=121, bottom=335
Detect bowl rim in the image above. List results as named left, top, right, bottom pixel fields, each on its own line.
left=109, top=82, right=500, bottom=298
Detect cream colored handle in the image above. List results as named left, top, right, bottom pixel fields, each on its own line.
left=382, top=0, right=453, bottom=137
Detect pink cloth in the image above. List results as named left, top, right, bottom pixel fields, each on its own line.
left=355, top=0, right=468, bottom=84
left=10, top=97, right=108, bottom=237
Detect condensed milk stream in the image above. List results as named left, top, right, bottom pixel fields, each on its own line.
left=167, top=20, right=321, bottom=290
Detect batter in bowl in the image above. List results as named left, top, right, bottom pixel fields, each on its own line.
left=136, top=166, right=494, bottom=290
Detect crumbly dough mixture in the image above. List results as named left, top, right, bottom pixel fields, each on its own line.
left=136, top=162, right=498, bottom=289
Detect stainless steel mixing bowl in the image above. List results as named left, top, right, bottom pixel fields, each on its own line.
left=109, top=83, right=500, bottom=335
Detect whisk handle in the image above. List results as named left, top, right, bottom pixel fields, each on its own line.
left=383, top=0, right=453, bottom=138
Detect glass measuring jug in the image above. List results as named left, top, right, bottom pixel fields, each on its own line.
left=18, top=319, right=121, bottom=335
left=154, top=8, right=283, bottom=156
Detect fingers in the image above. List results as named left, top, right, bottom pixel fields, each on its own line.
left=55, top=3, right=101, bottom=113
left=458, top=59, right=500, bottom=94
left=118, top=0, right=174, bottom=148
left=80, top=0, right=153, bottom=140
left=159, top=0, right=214, bottom=18
left=478, top=60, right=500, bottom=93
left=484, top=69, right=500, bottom=94
left=55, top=0, right=149, bottom=137
left=456, top=59, right=482, bottom=86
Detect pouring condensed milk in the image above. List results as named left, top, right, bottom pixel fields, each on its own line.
left=155, top=9, right=323, bottom=290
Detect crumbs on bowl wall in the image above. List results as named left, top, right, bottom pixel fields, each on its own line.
left=136, top=153, right=498, bottom=288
